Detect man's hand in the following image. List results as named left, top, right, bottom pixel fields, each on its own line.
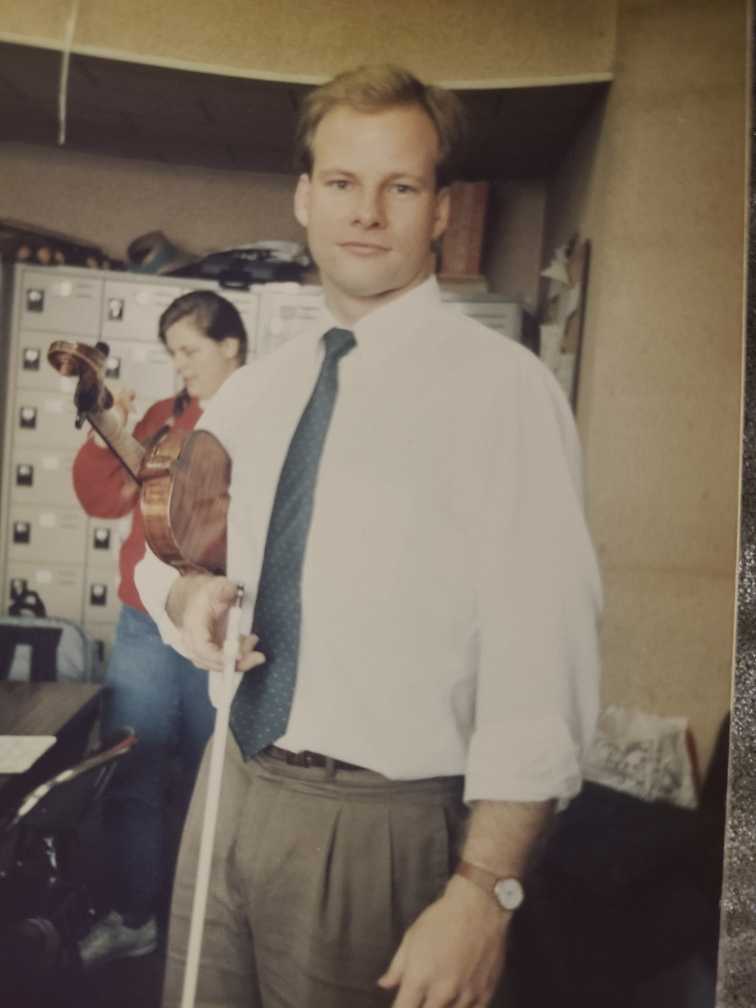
left=167, top=573, right=265, bottom=675
left=377, top=875, right=509, bottom=1008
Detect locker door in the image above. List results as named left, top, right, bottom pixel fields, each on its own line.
left=19, top=268, right=102, bottom=336
left=13, top=390, right=84, bottom=450
left=257, top=285, right=323, bottom=358
left=103, top=339, right=176, bottom=402
left=15, top=329, right=81, bottom=393
left=101, top=280, right=183, bottom=343
left=10, top=446, right=79, bottom=508
left=6, top=563, right=85, bottom=622
left=8, top=504, right=88, bottom=565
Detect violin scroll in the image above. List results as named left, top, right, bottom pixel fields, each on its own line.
left=47, top=339, right=114, bottom=424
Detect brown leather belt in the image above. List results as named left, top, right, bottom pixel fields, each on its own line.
left=264, top=744, right=368, bottom=772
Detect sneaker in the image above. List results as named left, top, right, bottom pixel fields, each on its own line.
left=78, top=910, right=157, bottom=969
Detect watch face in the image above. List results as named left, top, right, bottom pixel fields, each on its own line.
left=494, top=877, right=524, bottom=911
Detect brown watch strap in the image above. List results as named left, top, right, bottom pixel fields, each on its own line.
left=454, top=859, right=501, bottom=893
left=454, top=859, right=524, bottom=911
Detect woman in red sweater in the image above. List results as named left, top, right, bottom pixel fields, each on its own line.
left=73, top=290, right=247, bottom=968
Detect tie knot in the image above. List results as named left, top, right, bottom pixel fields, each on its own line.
left=323, top=327, right=356, bottom=360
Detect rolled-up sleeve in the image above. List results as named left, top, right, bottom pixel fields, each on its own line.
left=463, top=358, right=602, bottom=806
left=133, top=546, right=186, bottom=653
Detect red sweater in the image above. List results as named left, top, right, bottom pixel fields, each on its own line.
left=72, top=397, right=203, bottom=612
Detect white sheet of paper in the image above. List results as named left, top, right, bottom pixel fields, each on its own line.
left=0, top=735, right=56, bottom=773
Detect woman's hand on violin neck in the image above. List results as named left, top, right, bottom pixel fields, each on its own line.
left=169, top=573, right=265, bottom=674
left=109, top=385, right=137, bottom=424
left=89, top=385, right=136, bottom=448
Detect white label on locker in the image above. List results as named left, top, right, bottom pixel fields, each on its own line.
left=56, top=280, right=73, bottom=297
left=57, top=376, right=77, bottom=393
left=26, top=289, right=44, bottom=312
left=35, top=570, right=52, bottom=584
left=22, top=348, right=41, bottom=370
left=44, top=398, right=64, bottom=413
left=131, top=347, right=148, bottom=363
left=38, top=513, right=56, bottom=528
left=135, top=290, right=152, bottom=305
left=93, top=528, right=111, bottom=549
left=42, top=455, right=60, bottom=470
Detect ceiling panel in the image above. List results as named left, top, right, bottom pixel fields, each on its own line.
left=0, top=42, right=609, bottom=179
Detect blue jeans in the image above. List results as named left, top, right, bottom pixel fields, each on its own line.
left=101, top=604, right=214, bottom=923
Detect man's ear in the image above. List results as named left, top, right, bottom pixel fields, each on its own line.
left=432, top=186, right=451, bottom=241
left=294, top=173, right=311, bottom=228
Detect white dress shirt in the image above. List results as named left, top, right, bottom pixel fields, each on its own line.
left=135, top=277, right=601, bottom=804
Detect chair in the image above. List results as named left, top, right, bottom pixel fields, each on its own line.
left=0, top=728, right=136, bottom=1007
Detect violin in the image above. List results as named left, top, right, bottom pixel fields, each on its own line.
left=47, top=339, right=230, bottom=575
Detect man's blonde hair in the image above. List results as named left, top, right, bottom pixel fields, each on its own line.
left=295, top=64, right=467, bottom=189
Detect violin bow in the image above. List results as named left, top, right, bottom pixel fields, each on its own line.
left=180, top=583, right=244, bottom=1008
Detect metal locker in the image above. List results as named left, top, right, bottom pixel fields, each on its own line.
left=101, top=279, right=183, bottom=343
left=84, top=619, right=119, bottom=667
left=18, top=268, right=102, bottom=337
left=8, top=504, right=88, bottom=565
left=257, top=285, right=323, bottom=358
left=102, top=338, right=177, bottom=402
left=83, top=567, right=121, bottom=623
left=10, top=445, right=79, bottom=507
left=86, top=517, right=123, bottom=568
left=6, top=562, right=85, bottom=621
left=14, top=329, right=82, bottom=394
left=13, top=389, right=84, bottom=450
left=442, top=295, right=523, bottom=342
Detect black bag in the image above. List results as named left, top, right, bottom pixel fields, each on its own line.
left=1, top=582, right=103, bottom=683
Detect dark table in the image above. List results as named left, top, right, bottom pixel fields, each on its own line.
left=0, top=681, right=103, bottom=816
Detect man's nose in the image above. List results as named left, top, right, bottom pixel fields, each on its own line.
left=353, top=188, right=386, bottom=228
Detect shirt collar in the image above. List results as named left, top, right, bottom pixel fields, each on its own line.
left=312, top=276, right=442, bottom=357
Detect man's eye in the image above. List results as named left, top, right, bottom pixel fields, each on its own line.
left=329, top=179, right=350, bottom=189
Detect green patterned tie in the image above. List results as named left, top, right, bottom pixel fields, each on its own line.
left=230, top=328, right=356, bottom=758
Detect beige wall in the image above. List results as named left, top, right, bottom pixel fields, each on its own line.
left=0, top=0, right=616, bottom=85
left=551, top=0, right=747, bottom=770
left=0, top=141, right=303, bottom=260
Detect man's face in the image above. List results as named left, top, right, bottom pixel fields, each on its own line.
left=294, top=103, right=450, bottom=324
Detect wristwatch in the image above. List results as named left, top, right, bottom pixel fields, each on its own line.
left=454, top=859, right=525, bottom=912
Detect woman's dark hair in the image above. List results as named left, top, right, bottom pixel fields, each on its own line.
left=158, top=290, right=248, bottom=361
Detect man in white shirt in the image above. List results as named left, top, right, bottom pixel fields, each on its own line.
left=141, top=65, right=602, bottom=1008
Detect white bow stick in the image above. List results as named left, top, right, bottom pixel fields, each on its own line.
left=181, top=583, right=245, bottom=1008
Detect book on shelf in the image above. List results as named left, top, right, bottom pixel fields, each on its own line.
left=439, top=181, right=490, bottom=277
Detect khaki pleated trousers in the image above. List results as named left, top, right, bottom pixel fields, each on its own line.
left=162, top=736, right=468, bottom=1008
